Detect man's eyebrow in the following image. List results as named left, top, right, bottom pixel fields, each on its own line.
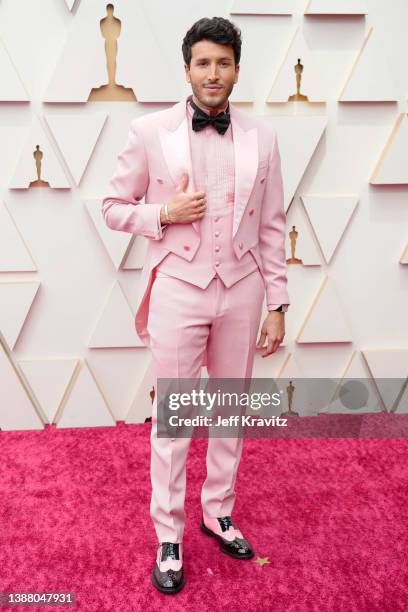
left=194, top=57, right=233, bottom=61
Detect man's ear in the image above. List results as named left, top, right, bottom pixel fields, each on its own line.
left=234, top=63, right=240, bottom=83
left=184, top=63, right=190, bottom=83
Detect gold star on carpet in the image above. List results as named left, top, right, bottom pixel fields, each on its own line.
left=254, top=556, right=270, bottom=566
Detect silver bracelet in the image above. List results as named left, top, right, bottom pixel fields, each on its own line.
left=164, top=204, right=173, bottom=224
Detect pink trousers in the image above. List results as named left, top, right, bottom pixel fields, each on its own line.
left=146, top=267, right=265, bottom=543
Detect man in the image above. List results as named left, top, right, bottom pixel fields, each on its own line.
left=102, top=16, right=290, bottom=594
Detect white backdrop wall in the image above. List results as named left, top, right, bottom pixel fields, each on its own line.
left=0, top=0, right=408, bottom=430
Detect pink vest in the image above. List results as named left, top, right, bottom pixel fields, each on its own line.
left=155, top=95, right=258, bottom=289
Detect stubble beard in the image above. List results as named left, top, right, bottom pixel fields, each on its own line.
left=191, top=81, right=235, bottom=114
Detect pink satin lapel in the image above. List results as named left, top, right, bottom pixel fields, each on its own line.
left=157, top=98, right=259, bottom=238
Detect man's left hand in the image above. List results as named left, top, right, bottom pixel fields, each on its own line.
left=256, top=312, right=285, bottom=357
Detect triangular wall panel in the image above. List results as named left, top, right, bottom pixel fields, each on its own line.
left=44, top=0, right=181, bottom=102
left=122, top=235, right=148, bottom=270
left=305, top=0, right=367, bottom=15
left=0, top=201, right=37, bottom=272
left=363, top=349, right=408, bottom=412
left=18, top=358, right=79, bottom=424
left=276, top=370, right=323, bottom=416
left=252, top=350, right=291, bottom=380
left=0, top=36, right=30, bottom=101
left=301, top=195, right=359, bottom=264
left=296, top=276, right=353, bottom=343
left=400, top=243, right=408, bottom=264
left=268, top=116, right=327, bottom=210
left=277, top=353, right=302, bottom=379
left=85, top=199, right=133, bottom=270
left=56, top=360, right=116, bottom=428
left=286, top=200, right=322, bottom=266
left=125, top=360, right=154, bottom=424
left=339, top=27, right=398, bottom=102
left=370, top=114, right=408, bottom=184
left=0, top=282, right=41, bottom=350
left=88, top=280, right=144, bottom=348
left=267, top=27, right=327, bottom=103
left=44, top=113, right=107, bottom=185
left=323, top=351, right=385, bottom=414
left=231, top=0, right=293, bottom=14
left=9, top=116, right=70, bottom=189
left=0, top=339, right=43, bottom=431
left=391, top=379, right=408, bottom=413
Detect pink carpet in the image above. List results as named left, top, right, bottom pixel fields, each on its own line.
left=1, top=419, right=407, bottom=611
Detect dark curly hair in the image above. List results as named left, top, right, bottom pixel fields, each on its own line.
left=182, top=17, right=242, bottom=66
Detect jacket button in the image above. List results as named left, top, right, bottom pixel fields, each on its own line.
left=260, top=177, right=265, bottom=183
left=249, top=209, right=254, bottom=216
left=239, top=242, right=243, bottom=249
left=183, top=245, right=190, bottom=251
left=156, top=177, right=164, bottom=183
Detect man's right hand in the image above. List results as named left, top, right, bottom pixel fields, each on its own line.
left=160, top=173, right=207, bottom=225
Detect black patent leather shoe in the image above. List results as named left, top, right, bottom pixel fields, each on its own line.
left=200, top=514, right=255, bottom=559
left=151, top=542, right=185, bottom=594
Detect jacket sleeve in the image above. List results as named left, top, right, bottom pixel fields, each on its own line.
left=101, top=120, right=166, bottom=240
left=258, top=129, right=290, bottom=306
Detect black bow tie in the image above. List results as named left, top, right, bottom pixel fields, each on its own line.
left=190, top=98, right=231, bottom=135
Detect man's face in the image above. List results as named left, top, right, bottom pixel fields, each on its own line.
left=184, top=39, right=239, bottom=112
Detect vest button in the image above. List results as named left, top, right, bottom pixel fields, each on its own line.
left=183, top=245, right=190, bottom=251
left=214, top=231, right=220, bottom=237
left=249, top=209, right=254, bottom=216
left=215, top=246, right=220, bottom=252
left=215, top=261, right=220, bottom=266
left=214, top=216, right=219, bottom=222
left=239, top=242, right=243, bottom=249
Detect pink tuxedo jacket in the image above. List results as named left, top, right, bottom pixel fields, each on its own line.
left=102, top=95, right=290, bottom=348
